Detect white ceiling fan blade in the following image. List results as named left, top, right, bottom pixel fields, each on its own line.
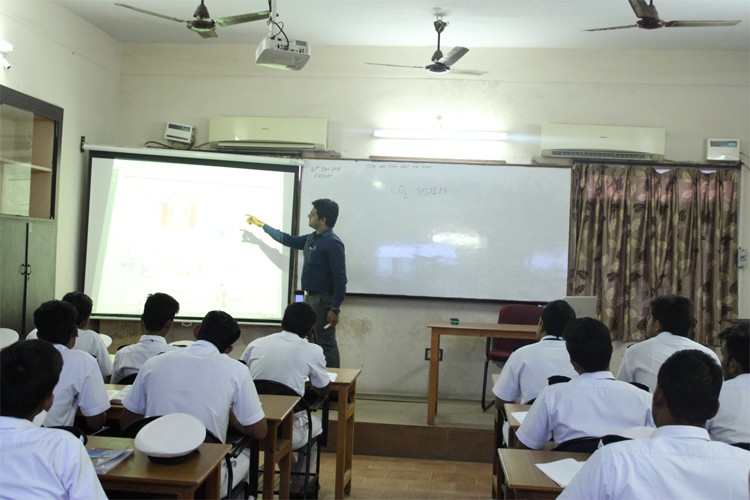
left=664, top=20, right=741, bottom=28
left=115, top=3, right=187, bottom=23
left=440, top=47, right=469, bottom=67
left=215, top=11, right=270, bottom=27
left=583, top=24, right=638, bottom=32
left=365, top=62, right=425, bottom=70
left=628, top=0, right=657, bottom=19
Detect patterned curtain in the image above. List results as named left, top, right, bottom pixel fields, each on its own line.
left=568, top=163, right=739, bottom=344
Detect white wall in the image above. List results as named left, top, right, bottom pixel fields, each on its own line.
left=0, top=0, right=121, bottom=292
left=109, top=44, right=749, bottom=398
left=3, top=7, right=747, bottom=399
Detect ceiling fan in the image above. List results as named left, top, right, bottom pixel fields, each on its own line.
left=115, top=1, right=269, bottom=39
left=366, top=19, right=486, bottom=76
left=585, top=0, right=741, bottom=31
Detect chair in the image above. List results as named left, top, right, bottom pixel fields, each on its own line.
left=48, top=425, right=88, bottom=445
left=121, top=416, right=252, bottom=499
left=731, top=442, right=750, bottom=451
left=552, top=437, right=603, bottom=453
left=481, top=304, right=543, bottom=410
left=253, top=379, right=329, bottom=499
left=116, top=372, right=138, bottom=385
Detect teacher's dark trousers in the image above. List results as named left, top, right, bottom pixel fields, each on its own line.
left=304, top=292, right=340, bottom=368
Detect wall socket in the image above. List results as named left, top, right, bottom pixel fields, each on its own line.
left=424, top=348, right=443, bottom=361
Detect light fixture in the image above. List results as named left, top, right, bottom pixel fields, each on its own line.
left=373, top=129, right=508, bottom=141
left=0, top=39, right=12, bottom=70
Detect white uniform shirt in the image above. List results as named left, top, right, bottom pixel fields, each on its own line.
left=617, top=331, right=720, bottom=392
left=492, top=336, right=578, bottom=404
left=123, top=340, right=265, bottom=442
left=0, top=417, right=107, bottom=500
left=559, top=425, right=750, bottom=500
left=28, top=328, right=113, bottom=378
left=516, top=371, right=654, bottom=449
left=241, top=330, right=330, bottom=396
left=44, top=344, right=111, bottom=427
left=706, top=373, right=750, bottom=444
left=111, top=335, right=179, bottom=383
left=242, top=331, right=329, bottom=449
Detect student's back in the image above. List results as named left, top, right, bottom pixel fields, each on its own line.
left=0, top=421, right=105, bottom=499
left=27, top=327, right=113, bottom=379
left=124, top=340, right=263, bottom=442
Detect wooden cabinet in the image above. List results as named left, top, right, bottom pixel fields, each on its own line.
left=0, top=86, right=62, bottom=335
left=0, top=219, right=57, bottom=334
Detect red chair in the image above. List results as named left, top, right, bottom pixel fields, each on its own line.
left=481, top=304, right=543, bottom=410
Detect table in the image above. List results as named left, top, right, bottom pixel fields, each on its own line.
left=426, top=322, right=537, bottom=425
left=327, top=367, right=362, bottom=499
left=505, top=403, right=530, bottom=449
left=493, top=403, right=531, bottom=498
left=257, top=394, right=298, bottom=500
left=88, top=435, right=230, bottom=499
left=498, top=448, right=590, bottom=499
left=103, top=385, right=298, bottom=500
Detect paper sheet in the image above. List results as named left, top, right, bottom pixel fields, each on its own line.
left=535, top=458, right=585, bottom=488
left=108, top=386, right=131, bottom=404
left=511, top=411, right=527, bottom=424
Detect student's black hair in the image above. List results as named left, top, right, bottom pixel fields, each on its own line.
left=34, top=300, right=78, bottom=345
left=1, top=339, right=63, bottom=418
left=196, top=310, right=240, bottom=352
left=563, top=317, right=612, bottom=372
left=657, top=349, right=722, bottom=423
left=281, top=302, right=317, bottom=338
left=312, top=198, right=339, bottom=227
left=541, top=300, right=576, bottom=338
left=649, top=295, right=693, bottom=338
left=141, top=292, right=180, bottom=332
left=719, top=324, right=749, bottom=373
left=61, top=291, right=93, bottom=327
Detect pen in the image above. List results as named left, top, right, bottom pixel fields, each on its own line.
left=324, top=323, right=332, bottom=330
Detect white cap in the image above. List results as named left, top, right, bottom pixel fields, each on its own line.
left=134, top=413, right=206, bottom=463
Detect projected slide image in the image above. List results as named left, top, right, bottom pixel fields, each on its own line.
left=86, top=156, right=297, bottom=320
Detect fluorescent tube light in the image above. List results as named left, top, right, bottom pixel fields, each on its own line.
left=0, top=40, right=12, bottom=53
left=373, top=129, right=508, bottom=141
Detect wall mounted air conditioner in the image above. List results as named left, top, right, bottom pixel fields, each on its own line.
left=208, top=116, right=327, bottom=150
left=540, top=123, right=665, bottom=161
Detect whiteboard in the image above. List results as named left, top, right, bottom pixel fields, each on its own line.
left=300, top=160, right=571, bottom=302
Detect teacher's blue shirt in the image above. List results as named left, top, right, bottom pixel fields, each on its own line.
left=263, top=225, right=347, bottom=310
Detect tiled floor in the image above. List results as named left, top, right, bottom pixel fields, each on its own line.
left=317, top=453, right=493, bottom=500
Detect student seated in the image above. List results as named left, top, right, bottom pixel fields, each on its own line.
left=120, top=310, right=267, bottom=492
left=241, top=302, right=331, bottom=495
left=617, top=294, right=720, bottom=392
left=111, top=292, right=180, bottom=383
left=27, top=291, right=113, bottom=381
left=560, top=350, right=750, bottom=499
left=706, top=324, right=749, bottom=445
left=34, top=300, right=110, bottom=431
left=0, top=339, right=107, bottom=499
left=516, top=318, right=653, bottom=450
left=493, top=299, right=578, bottom=407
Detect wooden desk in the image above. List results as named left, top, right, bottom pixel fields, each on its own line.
left=505, top=403, right=530, bottom=449
left=257, top=394, right=298, bottom=500
left=426, top=322, right=537, bottom=424
left=102, top=385, right=298, bottom=499
left=498, top=449, right=590, bottom=499
left=327, top=367, right=362, bottom=499
left=88, top=435, right=230, bottom=499
left=493, top=403, right=531, bottom=498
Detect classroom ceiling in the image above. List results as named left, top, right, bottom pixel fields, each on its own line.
left=58, top=0, right=749, bottom=51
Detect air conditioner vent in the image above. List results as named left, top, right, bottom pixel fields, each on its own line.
left=545, top=149, right=655, bottom=161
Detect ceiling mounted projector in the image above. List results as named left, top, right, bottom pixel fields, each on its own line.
left=255, top=35, right=310, bottom=70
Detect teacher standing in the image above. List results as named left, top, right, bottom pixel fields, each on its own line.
left=246, top=198, right=347, bottom=367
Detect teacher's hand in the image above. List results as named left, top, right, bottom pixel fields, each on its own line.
left=245, top=214, right=264, bottom=227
